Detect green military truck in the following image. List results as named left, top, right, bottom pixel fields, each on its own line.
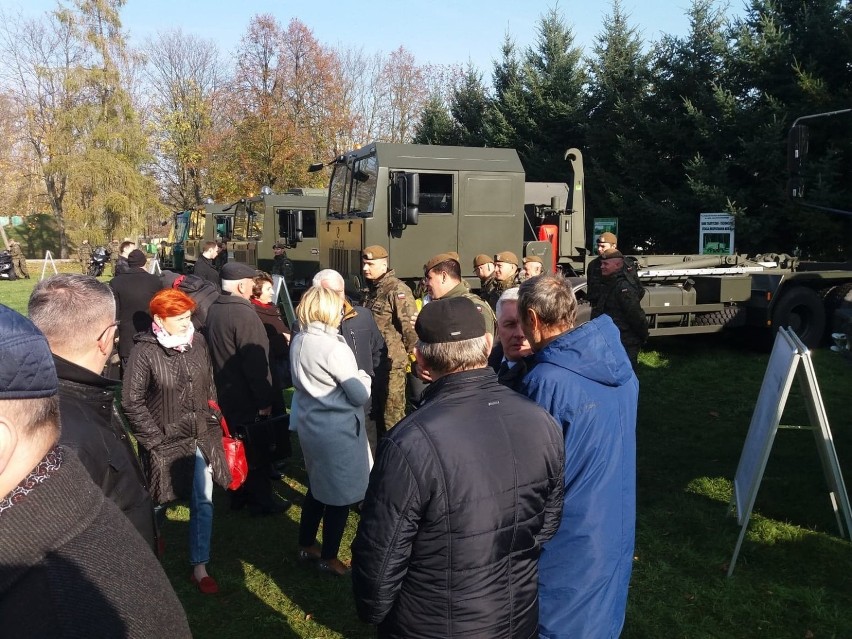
left=313, top=142, right=527, bottom=292
left=180, top=190, right=327, bottom=297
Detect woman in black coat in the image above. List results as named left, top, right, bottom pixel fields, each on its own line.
left=122, top=288, right=230, bottom=594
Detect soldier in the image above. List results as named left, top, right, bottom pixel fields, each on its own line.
left=108, top=237, right=120, bottom=276
left=587, top=231, right=617, bottom=306
left=78, top=239, right=92, bottom=274
left=271, top=243, right=294, bottom=287
left=424, top=252, right=496, bottom=339
left=9, top=239, right=29, bottom=279
left=361, top=245, right=418, bottom=434
left=522, top=255, right=545, bottom=279
left=591, top=248, right=648, bottom=369
left=473, top=254, right=498, bottom=308
left=486, top=250, right=520, bottom=308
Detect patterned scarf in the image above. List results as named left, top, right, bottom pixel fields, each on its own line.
left=152, top=321, right=195, bottom=353
left=0, top=445, right=62, bottom=517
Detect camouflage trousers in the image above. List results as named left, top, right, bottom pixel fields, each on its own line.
left=374, top=366, right=408, bottom=434
left=12, top=257, right=29, bottom=279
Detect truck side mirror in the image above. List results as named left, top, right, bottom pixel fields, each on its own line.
left=280, top=209, right=304, bottom=246
left=390, top=172, right=419, bottom=230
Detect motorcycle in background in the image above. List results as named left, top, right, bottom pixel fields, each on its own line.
left=88, top=246, right=110, bottom=277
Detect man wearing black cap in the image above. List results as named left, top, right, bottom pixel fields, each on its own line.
left=109, top=248, right=162, bottom=370
left=0, top=305, right=190, bottom=637
left=591, top=248, right=648, bottom=368
left=206, top=261, right=288, bottom=515
left=352, top=297, right=564, bottom=639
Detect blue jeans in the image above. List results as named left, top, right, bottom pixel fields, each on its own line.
left=189, top=446, right=214, bottom=566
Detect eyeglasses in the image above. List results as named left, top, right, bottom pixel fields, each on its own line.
left=96, top=320, right=120, bottom=342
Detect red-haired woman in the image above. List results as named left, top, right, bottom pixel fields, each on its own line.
left=122, top=288, right=230, bottom=594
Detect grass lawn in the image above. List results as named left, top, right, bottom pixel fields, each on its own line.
left=2, top=275, right=851, bottom=637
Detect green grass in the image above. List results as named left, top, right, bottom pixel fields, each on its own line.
left=0, top=261, right=101, bottom=314
left=5, top=274, right=852, bottom=637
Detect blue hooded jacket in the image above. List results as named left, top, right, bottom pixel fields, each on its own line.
left=521, top=315, right=638, bottom=639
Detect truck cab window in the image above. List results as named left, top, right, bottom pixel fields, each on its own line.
left=350, top=154, right=378, bottom=215
left=418, top=173, right=453, bottom=213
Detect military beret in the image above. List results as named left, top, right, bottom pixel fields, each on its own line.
left=127, top=249, right=147, bottom=268
left=415, top=297, right=485, bottom=343
left=473, top=254, right=493, bottom=268
left=362, top=245, right=389, bottom=260
left=220, top=261, right=257, bottom=280
left=0, top=304, right=58, bottom=399
left=601, top=248, right=624, bottom=259
left=523, top=255, right=543, bottom=265
left=494, top=251, right=519, bottom=266
left=598, top=231, right=618, bottom=244
left=424, top=252, right=460, bottom=273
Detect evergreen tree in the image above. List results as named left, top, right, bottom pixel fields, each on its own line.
left=412, top=95, right=456, bottom=145
left=449, top=64, right=490, bottom=147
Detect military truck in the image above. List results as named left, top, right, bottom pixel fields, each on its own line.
left=180, top=190, right=327, bottom=296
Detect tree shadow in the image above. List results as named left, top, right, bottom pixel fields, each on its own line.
left=11, top=214, right=59, bottom=258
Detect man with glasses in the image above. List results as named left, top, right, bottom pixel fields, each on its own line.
left=28, top=275, right=157, bottom=553
left=587, top=231, right=618, bottom=306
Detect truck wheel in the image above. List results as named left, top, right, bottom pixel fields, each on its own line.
left=771, top=286, right=825, bottom=348
left=694, top=307, right=746, bottom=327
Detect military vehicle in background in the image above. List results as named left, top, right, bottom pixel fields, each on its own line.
left=312, top=139, right=852, bottom=347
left=187, top=189, right=326, bottom=298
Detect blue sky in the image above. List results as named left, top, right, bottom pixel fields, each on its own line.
left=1, top=0, right=745, bottom=73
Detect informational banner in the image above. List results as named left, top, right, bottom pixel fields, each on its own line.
left=593, top=217, right=618, bottom=238
left=699, top=212, right=735, bottom=255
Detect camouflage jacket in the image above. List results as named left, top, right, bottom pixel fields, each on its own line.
left=363, top=270, right=418, bottom=370
left=486, top=273, right=519, bottom=309
left=78, top=244, right=93, bottom=263
left=442, top=282, right=496, bottom=338
left=480, top=275, right=499, bottom=310
left=9, top=243, right=23, bottom=259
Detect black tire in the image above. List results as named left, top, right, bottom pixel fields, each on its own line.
left=771, top=286, right=825, bottom=348
left=694, top=306, right=746, bottom=327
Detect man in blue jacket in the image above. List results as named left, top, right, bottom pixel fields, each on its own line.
left=518, top=273, right=638, bottom=639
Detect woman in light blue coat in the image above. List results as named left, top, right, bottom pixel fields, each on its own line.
left=290, top=286, right=372, bottom=576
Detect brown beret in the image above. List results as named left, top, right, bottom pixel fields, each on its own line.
left=598, top=231, right=618, bottom=244
left=424, top=252, right=460, bottom=273
left=473, top=254, right=494, bottom=268
left=523, top=255, right=543, bottom=265
left=415, top=297, right=485, bottom=343
left=494, top=251, right=519, bottom=266
left=362, top=245, right=389, bottom=260
left=601, top=248, right=624, bottom=259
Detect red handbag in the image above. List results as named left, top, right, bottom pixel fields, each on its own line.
left=208, top=400, right=248, bottom=491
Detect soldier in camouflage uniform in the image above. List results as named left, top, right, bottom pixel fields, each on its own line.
left=486, top=250, right=521, bottom=309
left=78, top=240, right=93, bottom=274
left=591, top=248, right=648, bottom=370
left=362, top=245, right=419, bottom=434
left=9, top=240, right=29, bottom=279
left=108, top=238, right=120, bottom=276
left=424, top=252, right=496, bottom=340
left=473, top=254, right=499, bottom=310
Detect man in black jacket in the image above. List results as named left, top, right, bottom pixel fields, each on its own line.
left=206, top=261, right=288, bottom=516
left=109, top=249, right=162, bottom=368
left=193, top=241, right=221, bottom=291
left=0, top=304, right=190, bottom=637
left=352, top=297, right=565, bottom=639
left=313, top=268, right=387, bottom=456
left=29, top=275, right=157, bottom=553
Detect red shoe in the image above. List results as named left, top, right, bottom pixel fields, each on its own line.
left=190, top=574, right=219, bottom=594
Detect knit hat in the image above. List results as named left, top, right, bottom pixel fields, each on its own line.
left=598, top=232, right=617, bottom=244
left=362, top=245, right=389, bottom=260
left=424, top=252, right=461, bottom=273
left=415, top=297, right=485, bottom=343
left=0, top=304, right=58, bottom=399
left=494, top=251, right=519, bottom=266
left=220, top=262, right=257, bottom=281
left=127, top=249, right=147, bottom=268
left=473, top=254, right=493, bottom=268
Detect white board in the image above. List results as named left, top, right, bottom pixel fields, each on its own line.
left=732, top=328, right=800, bottom=524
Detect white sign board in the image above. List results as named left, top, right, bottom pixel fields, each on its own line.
left=699, top=212, right=735, bottom=255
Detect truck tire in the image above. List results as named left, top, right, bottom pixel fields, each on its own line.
left=771, top=286, right=825, bottom=348
left=694, top=307, right=746, bottom=327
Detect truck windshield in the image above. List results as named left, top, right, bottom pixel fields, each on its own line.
left=328, top=161, right=352, bottom=216
left=327, top=152, right=377, bottom=217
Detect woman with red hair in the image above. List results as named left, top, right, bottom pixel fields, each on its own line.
left=122, top=288, right=230, bottom=594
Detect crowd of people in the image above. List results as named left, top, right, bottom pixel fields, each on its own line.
left=0, top=231, right=645, bottom=638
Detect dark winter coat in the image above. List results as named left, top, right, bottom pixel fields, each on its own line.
left=54, top=355, right=157, bottom=553
left=0, top=447, right=191, bottom=638
left=591, top=273, right=649, bottom=365
left=205, top=293, right=273, bottom=427
left=109, top=268, right=163, bottom=359
left=521, top=315, right=638, bottom=639
left=352, top=368, right=565, bottom=639
left=161, top=271, right=220, bottom=329
left=340, top=301, right=386, bottom=378
left=121, top=331, right=230, bottom=504
left=193, top=255, right=221, bottom=291
left=251, top=298, right=292, bottom=411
